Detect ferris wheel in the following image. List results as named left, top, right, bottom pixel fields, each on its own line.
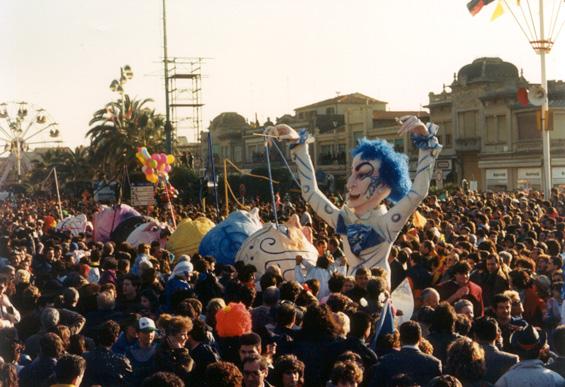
left=0, top=101, right=63, bottom=183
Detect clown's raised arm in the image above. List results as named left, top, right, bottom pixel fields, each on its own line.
left=380, top=116, right=443, bottom=240
left=265, top=124, right=339, bottom=228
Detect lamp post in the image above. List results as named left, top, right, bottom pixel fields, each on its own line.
left=109, top=65, right=134, bottom=112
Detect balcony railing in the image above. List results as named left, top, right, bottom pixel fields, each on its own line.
left=455, top=137, right=481, bottom=152
left=318, top=152, right=346, bottom=165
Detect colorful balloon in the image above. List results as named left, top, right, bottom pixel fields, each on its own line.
left=166, top=154, right=175, bottom=164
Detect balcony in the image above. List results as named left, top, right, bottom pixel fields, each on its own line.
left=318, top=152, right=346, bottom=166
left=455, top=137, right=481, bottom=152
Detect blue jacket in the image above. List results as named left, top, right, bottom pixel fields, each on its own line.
left=481, top=343, right=518, bottom=384
left=370, top=346, right=442, bottom=387
left=495, top=359, right=565, bottom=387
left=163, top=277, right=191, bottom=311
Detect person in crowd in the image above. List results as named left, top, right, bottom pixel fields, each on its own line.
left=243, top=354, right=272, bottom=387
left=371, top=320, right=442, bottom=386
left=0, top=274, right=20, bottom=328
left=471, top=316, right=518, bottom=384
left=438, top=261, right=484, bottom=317
left=131, top=243, right=152, bottom=276
left=19, top=332, right=64, bottom=387
left=251, top=286, right=279, bottom=334
left=323, top=311, right=377, bottom=381
left=427, top=302, right=460, bottom=363
left=445, top=337, right=489, bottom=387
left=291, top=304, right=339, bottom=386
left=495, top=324, right=565, bottom=387
left=329, top=360, right=363, bottom=387
left=490, top=294, right=527, bottom=351
left=164, top=260, right=193, bottom=312
left=49, top=354, right=86, bottom=387
left=295, top=254, right=334, bottom=300
left=272, top=354, right=305, bottom=387
left=454, top=299, right=475, bottom=321
left=125, top=317, right=158, bottom=386
left=82, top=319, right=133, bottom=386
left=154, top=314, right=194, bottom=384
left=547, top=325, right=565, bottom=379
left=346, top=268, right=370, bottom=304
left=206, top=361, right=244, bottom=387
left=117, top=274, right=141, bottom=313
left=475, top=253, right=509, bottom=308
left=187, top=318, right=221, bottom=381
left=112, top=313, right=139, bottom=355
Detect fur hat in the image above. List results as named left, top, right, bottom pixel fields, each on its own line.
left=215, top=302, right=252, bottom=338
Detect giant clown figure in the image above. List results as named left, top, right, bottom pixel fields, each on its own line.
left=265, top=115, right=442, bottom=286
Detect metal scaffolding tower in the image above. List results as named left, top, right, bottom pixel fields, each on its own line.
left=167, top=57, right=205, bottom=143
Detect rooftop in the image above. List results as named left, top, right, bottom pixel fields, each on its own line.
left=294, top=92, right=387, bottom=111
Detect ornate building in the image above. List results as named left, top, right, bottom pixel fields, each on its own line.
left=428, top=57, right=565, bottom=191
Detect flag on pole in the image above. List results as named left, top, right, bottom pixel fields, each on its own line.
left=491, top=0, right=505, bottom=20
left=467, top=0, right=496, bottom=16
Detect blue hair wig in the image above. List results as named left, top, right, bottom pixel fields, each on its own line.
left=351, top=138, right=411, bottom=202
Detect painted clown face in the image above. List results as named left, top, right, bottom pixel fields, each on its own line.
left=346, top=155, right=391, bottom=214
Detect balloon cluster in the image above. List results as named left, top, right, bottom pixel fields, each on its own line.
left=136, top=147, right=175, bottom=184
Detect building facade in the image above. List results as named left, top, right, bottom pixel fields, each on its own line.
left=202, top=93, right=427, bottom=191
left=428, top=57, right=565, bottom=191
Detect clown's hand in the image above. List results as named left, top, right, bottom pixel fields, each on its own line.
left=396, top=115, right=428, bottom=137
left=263, top=124, right=299, bottom=146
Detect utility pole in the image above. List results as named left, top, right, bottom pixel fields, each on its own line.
left=537, top=0, right=552, bottom=198
left=162, top=0, right=173, bottom=154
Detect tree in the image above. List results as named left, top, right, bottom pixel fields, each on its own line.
left=27, top=148, right=68, bottom=185
left=26, top=146, right=94, bottom=195
left=86, top=95, right=165, bottom=180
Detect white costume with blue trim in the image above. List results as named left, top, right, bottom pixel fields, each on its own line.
left=290, top=127, right=442, bottom=285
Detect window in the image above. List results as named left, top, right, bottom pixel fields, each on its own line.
left=247, top=145, right=254, bottom=162
left=320, top=144, right=333, bottom=164
left=326, top=107, right=335, bottom=115
left=458, top=111, right=478, bottom=138
left=353, top=131, right=364, bottom=144
left=233, top=145, right=242, bottom=163
left=435, top=121, right=453, bottom=147
left=298, top=112, right=304, bottom=119
left=336, top=144, right=346, bottom=164
left=552, top=112, right=565, bottom=139
left=485, top=115, right=508, bottom=144
left=517, top=112, right=541, bottom=140
left=442, top=120, right=453, bottom=147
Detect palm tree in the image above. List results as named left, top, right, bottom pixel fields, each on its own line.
left=86, top=95, right=165, bottom=180
left=27, top=148, right=69, bottom=186
left=63, top=146, right=94, bottom=182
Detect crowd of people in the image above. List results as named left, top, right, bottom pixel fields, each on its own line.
left=0, top=186, right=564, bottom=387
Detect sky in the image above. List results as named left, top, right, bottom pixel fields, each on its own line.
left=1, top=0, right=565, bottom=148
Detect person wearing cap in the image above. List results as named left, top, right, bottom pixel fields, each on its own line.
left=495, top=324, right=565, bottom=387
left=125, top=317, right=158, bottom=386
left=163, top=260, right=193, bottom=312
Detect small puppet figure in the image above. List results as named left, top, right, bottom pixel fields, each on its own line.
left=265, top=116, right=442, bottom=286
